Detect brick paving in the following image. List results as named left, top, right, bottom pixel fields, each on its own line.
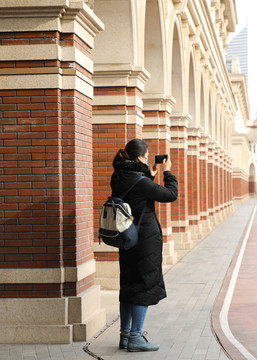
left=1, top=199, right=257, bottom=360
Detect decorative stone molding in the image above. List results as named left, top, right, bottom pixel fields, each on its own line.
left=93, top=63, right=150, bottom=91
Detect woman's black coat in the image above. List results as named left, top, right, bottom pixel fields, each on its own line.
left=111, top=160, right=178, bottom=306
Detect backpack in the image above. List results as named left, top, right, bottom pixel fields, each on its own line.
left=98, top=176, right=146, bottom=250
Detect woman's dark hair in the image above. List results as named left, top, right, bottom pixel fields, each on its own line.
left=112, top=138, right=148, bottom=167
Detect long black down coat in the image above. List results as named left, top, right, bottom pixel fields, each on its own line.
left=111, top=159, right=178, bottom=306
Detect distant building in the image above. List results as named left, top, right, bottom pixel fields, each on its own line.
left=227, top=25, right=249, bottom=83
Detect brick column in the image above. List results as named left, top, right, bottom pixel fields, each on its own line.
left=0, top=1, right=105, bottom=343
left=214, top=146, right=222, bottom=224
left=224, top=154, right=234, bottom=216
left=219, top=150, right=226, bottom=220
left=228, top=157, right=233, bottom=208
left=208, top=142, right=216, bottom=226
left=187, top=128, right=202, bottom=241
left=143, top=97, right=177, bottom=265
left=170, top=115, right=192, bottom=250
left=92, top=65, right=150, bottom=289
left=199, top=136, right=212, bottom=233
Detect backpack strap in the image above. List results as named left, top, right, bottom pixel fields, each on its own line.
left=119, top=176, right=146, bottom=199
left=119, top=176, right=147, bottom=229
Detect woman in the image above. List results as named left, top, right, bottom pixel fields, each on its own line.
left=111, top=138, right=178, bottom=352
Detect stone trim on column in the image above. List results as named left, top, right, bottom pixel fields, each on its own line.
left=213, top=145, right=223, bottom=224
left=187, top=127, right=203, bottom=242
left=170, top=114, right=192, bottom=250
left=207, top=142, right=215, bottom=226
left=223, top=154, right=234, bottom=216
left=199, top=135, right=212, bottom=234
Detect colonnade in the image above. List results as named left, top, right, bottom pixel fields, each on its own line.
left=0, top=0, right=243, bottom=344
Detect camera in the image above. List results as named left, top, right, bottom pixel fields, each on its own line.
left=155, top=155, right=168, bottom=164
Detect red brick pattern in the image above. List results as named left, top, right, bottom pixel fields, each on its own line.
left=214, top=150, right=220, bottom=211
left=0, top=283, right=62, bottom=298
left=233, top=178, right=249, bottom=200
left=187, top=136, right=200, bottom=225
left=199, top=141, right=208, bottom=220
left=170, top=125, right=188, bottom=234
left=208, top=146, right=215, bottom=215
left=0, top=30, right=94, bottom=297
left=93, top=86, right=143, bottom=260
left=0, top=89, right=63, bottom=270
left=219, top=168, right=224, bottom=210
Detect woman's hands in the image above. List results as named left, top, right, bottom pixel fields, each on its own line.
left=149, top=163, right=158, bottom=177
left=163, top=154, right=172, bottom=172
left=149, top=154, right=172, bottom=176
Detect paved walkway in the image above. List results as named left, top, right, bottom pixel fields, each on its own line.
left=1, top=198, right=257, bottom=360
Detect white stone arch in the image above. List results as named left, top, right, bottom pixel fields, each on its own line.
left=216, top=99, right=222, bottom=146
left=220, top=103, right=225, bottom=148
left=226, top=119, right=230, bottom=153
left=93, top=0, right=135, bottom=64
left=208, top=89, right=213, bottom=138
left=200, top=71, right=206, bottom=132
left=224, top=115, right=229, bottom=152
left=188, top=51, right=197, bottom=126
left=209, top=81, right=217, bottom=142
left=249, top=163, right=256, bottom=176
left=144, top=0, right=166, bottom=95
left=249, top=162, right=257, bottom=195
left=171, top=17, right=184, bottom=113
left=215, top=101, right=219, bottom=143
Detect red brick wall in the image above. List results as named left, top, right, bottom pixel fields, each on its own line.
left=187, top=137, right=200, bottom=225
left=214, top=152, right=220, bottom=211
left=93, top=85, right=143, bottom=261
left=0, top=31, right=95, bottom=297
left=170, top=123, right=188, bottom=234
left=199, top=140, right=208, bottom=220
left=170, top=148, right=188, bottom=228
left=0, top=89, right=63, bottom=273
left=233, top=177, right=249, bottom=200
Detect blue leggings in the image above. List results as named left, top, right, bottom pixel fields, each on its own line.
left=120, top=302, right=148, bottom=335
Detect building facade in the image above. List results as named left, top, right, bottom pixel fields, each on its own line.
left=0, top=0, right=253, bottom=344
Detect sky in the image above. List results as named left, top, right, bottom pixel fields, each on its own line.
left=231, top=0, right=257, bottom=118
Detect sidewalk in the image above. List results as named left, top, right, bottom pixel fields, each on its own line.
left=1, top=198, right=257, bottom=360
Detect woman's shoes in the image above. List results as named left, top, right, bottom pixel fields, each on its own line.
left=127, top=333, right=159, bottom=352
left=119, top=333, right=130, bottom=349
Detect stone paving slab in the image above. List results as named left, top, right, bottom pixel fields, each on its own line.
left=1, top=199, right=256, bottom=360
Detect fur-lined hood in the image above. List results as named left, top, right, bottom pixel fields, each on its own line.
left=111, top=159, right=152, bottom=197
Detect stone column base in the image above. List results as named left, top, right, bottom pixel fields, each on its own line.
left=163, top=241, right=178, bottom=265
left=213, top=211, right=224, bottom=226
left=200, top=219, right=213, bottom=235
left=189, top=223, right=203, bottom=242
left=227, top=202, right=234, bottom=215
left=0, top=285, right=106, bottom=344
left=173, top=231, right=193, bottom=250
left=0, top=325, right=72, bottom=344
left=95, top=261, right=120, bottom=290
